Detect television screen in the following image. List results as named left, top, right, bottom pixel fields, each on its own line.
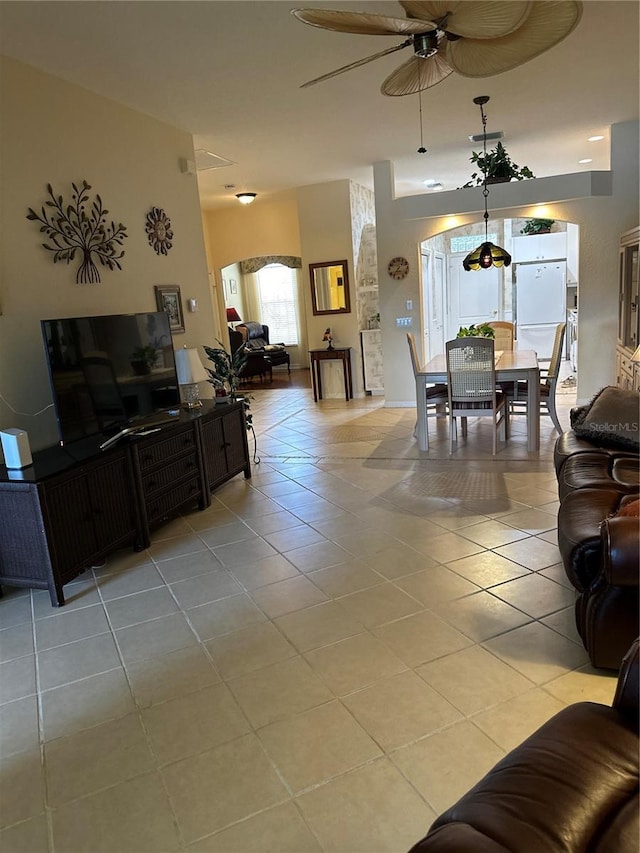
left=41, top=312, right=181, bottom=445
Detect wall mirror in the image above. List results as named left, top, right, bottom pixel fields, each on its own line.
left=310, top=260, right=351, bottom=315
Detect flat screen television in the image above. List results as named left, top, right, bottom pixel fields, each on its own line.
left=41, top=312, right=181, bottom=445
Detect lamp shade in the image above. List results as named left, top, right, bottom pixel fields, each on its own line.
left=463, top=241, right=512, bottom=272
left=226, top=307, right=242, bottom=323
left=175, top=347, right=208, bottom=385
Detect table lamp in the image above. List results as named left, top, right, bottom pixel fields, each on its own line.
left=226, top=307, right=242, bottom=329
left=175, top=346, right=209, bottom=409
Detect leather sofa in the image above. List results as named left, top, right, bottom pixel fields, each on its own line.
left=554, top=387, right=639, bottom=670
left=407, top=639, right=640, bottom=852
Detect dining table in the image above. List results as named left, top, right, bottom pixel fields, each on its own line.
left=415, top=349, right=541, bottom=452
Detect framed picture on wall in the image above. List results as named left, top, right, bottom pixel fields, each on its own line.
left=154, top=285, right=185, bottom=333
left=229, top=279, right=238, bottom=294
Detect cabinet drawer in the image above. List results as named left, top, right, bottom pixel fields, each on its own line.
left=137, top=428, right=197, bottom=470
left=146, top=476, right=201, bottom=524
left=142, top=454, right=199, bottom=497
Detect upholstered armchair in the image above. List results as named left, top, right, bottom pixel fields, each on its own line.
left=235, top=322, right=290, bottom=373
left=228, top=328, right=271, bottom=383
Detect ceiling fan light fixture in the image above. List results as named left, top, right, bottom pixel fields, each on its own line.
left=235, top=192, right=257, bottom=205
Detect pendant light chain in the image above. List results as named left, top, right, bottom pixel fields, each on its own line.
left=462, top=95, right=512, bottom=272
left=417, top=67, right=427, bottom=154
left=480, top=99, right=490, bottom=242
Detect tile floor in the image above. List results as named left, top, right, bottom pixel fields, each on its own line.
left=0, top=365, right=617, bottom=853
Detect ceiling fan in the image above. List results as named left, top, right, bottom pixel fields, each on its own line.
left=292, top=1, right=583, bottom=96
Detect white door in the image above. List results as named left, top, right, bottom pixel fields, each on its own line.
left=421, top=249, right=446, bottom=359
left=446, top=253, right=501, bottom=340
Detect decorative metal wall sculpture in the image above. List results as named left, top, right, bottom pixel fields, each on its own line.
left=26, top=181, right=128, bottom=284
left=145, top=206, right=173, bottom=255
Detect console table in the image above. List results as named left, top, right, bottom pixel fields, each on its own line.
left=309, top=347, right=353, bottom=402
left=0, top=401, right=250, bottom=606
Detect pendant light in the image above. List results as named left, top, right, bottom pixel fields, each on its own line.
left=463, top=96, right=511, bottom=272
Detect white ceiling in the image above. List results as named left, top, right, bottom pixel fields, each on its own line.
left=1, top=1, right=638, bottom=210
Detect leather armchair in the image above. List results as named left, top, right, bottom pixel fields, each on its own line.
left=235, top=322, right=290, bottom=373
left=228, top=328, right=271, bottom=383
left=408, top=639, right=640, bottom=852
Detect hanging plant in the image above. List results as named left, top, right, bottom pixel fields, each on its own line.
left=462, top=142, right=535, bottom=187
left=26, top=180, right=128, bottom=284
left=145, top=206, right=173, bottom=255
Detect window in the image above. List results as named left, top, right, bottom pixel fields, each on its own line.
left=256, top=264, right=300, bottom=345
left=450, top=234, right=497, bottom=253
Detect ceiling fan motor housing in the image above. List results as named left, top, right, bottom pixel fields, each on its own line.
left=413, top=32, right=439, bottom=58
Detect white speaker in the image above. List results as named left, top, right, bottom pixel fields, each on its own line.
left=1, top=428, right=33, bottom=469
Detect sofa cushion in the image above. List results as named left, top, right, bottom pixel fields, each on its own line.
left=409, top=703, right=639, bottom=853
left=571, top=387, right=640, bottom=451
left=553, top=430, right=613, bottom=477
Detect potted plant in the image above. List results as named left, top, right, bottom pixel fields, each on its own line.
left=463, top=141, right=535, bottom=187
left=520, top=218, right=555, bottom=235
left=130, top=345, right=158, bottom=375
left=456, top=323, right=495, bottom=339
left=203, top=341, right=253, bottom=427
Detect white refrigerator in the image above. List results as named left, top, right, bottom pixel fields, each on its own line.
left=514, top=261, right=566, bottom=360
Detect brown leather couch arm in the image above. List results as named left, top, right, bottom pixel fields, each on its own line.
left=602, top=517, right=640, bottom=587
left=613, top=638, right=639, bottom=725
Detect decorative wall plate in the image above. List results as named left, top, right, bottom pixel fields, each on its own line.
left=388, top=256, right=409, bottom=280
left=146, top=206, right=173, bottom=255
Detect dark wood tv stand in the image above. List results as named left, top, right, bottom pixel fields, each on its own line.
left=0, top=401, right=251, bottom=606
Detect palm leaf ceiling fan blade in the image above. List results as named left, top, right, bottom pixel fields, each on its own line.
left=300, top=41, right=413, bottom=88
left=291, top=9, right=437, bottom=36
left=399, top=0, right=532, bottom=38
left=447, top=0, right=583, bottom=77
left=381, top=46, right=453, bottom=96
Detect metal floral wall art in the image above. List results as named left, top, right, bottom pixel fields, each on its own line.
left=146, top=206, right=173, bottom=255
left=26, top=180, right=128, bottom=284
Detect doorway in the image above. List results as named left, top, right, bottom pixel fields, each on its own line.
left=446, top=252, right=501, bottom=339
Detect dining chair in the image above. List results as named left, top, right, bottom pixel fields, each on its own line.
left=445, top=337, right=509, bottom=456
left=486, top=321, right=515, bottom=351
left=510, top=321, right=567, bottom=434
left=406, top=333, right=448, bottom=437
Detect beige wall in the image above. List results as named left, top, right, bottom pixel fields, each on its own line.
left=374, top=120, right=639, bottom=407
left=0, top=57, right=215, bottom=453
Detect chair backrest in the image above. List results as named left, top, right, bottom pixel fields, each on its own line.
left=406, top=333, right=420, bottom=378
left=486, top=321, right=515, bottom=351
left=446, top=338, right=497, bottom=404
left=546, top=322, right=567, bottom=387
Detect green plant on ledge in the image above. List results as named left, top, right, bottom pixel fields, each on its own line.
left=520, top=218, right=555, bottom=235
left=456, top=323, right=495, bottom=339
left=462, top=142, right=535, bottom=187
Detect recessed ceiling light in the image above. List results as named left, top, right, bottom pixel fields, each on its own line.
left=588, top=135, right=604, bottom=142
left=579, top=158, right=593, bottom=164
